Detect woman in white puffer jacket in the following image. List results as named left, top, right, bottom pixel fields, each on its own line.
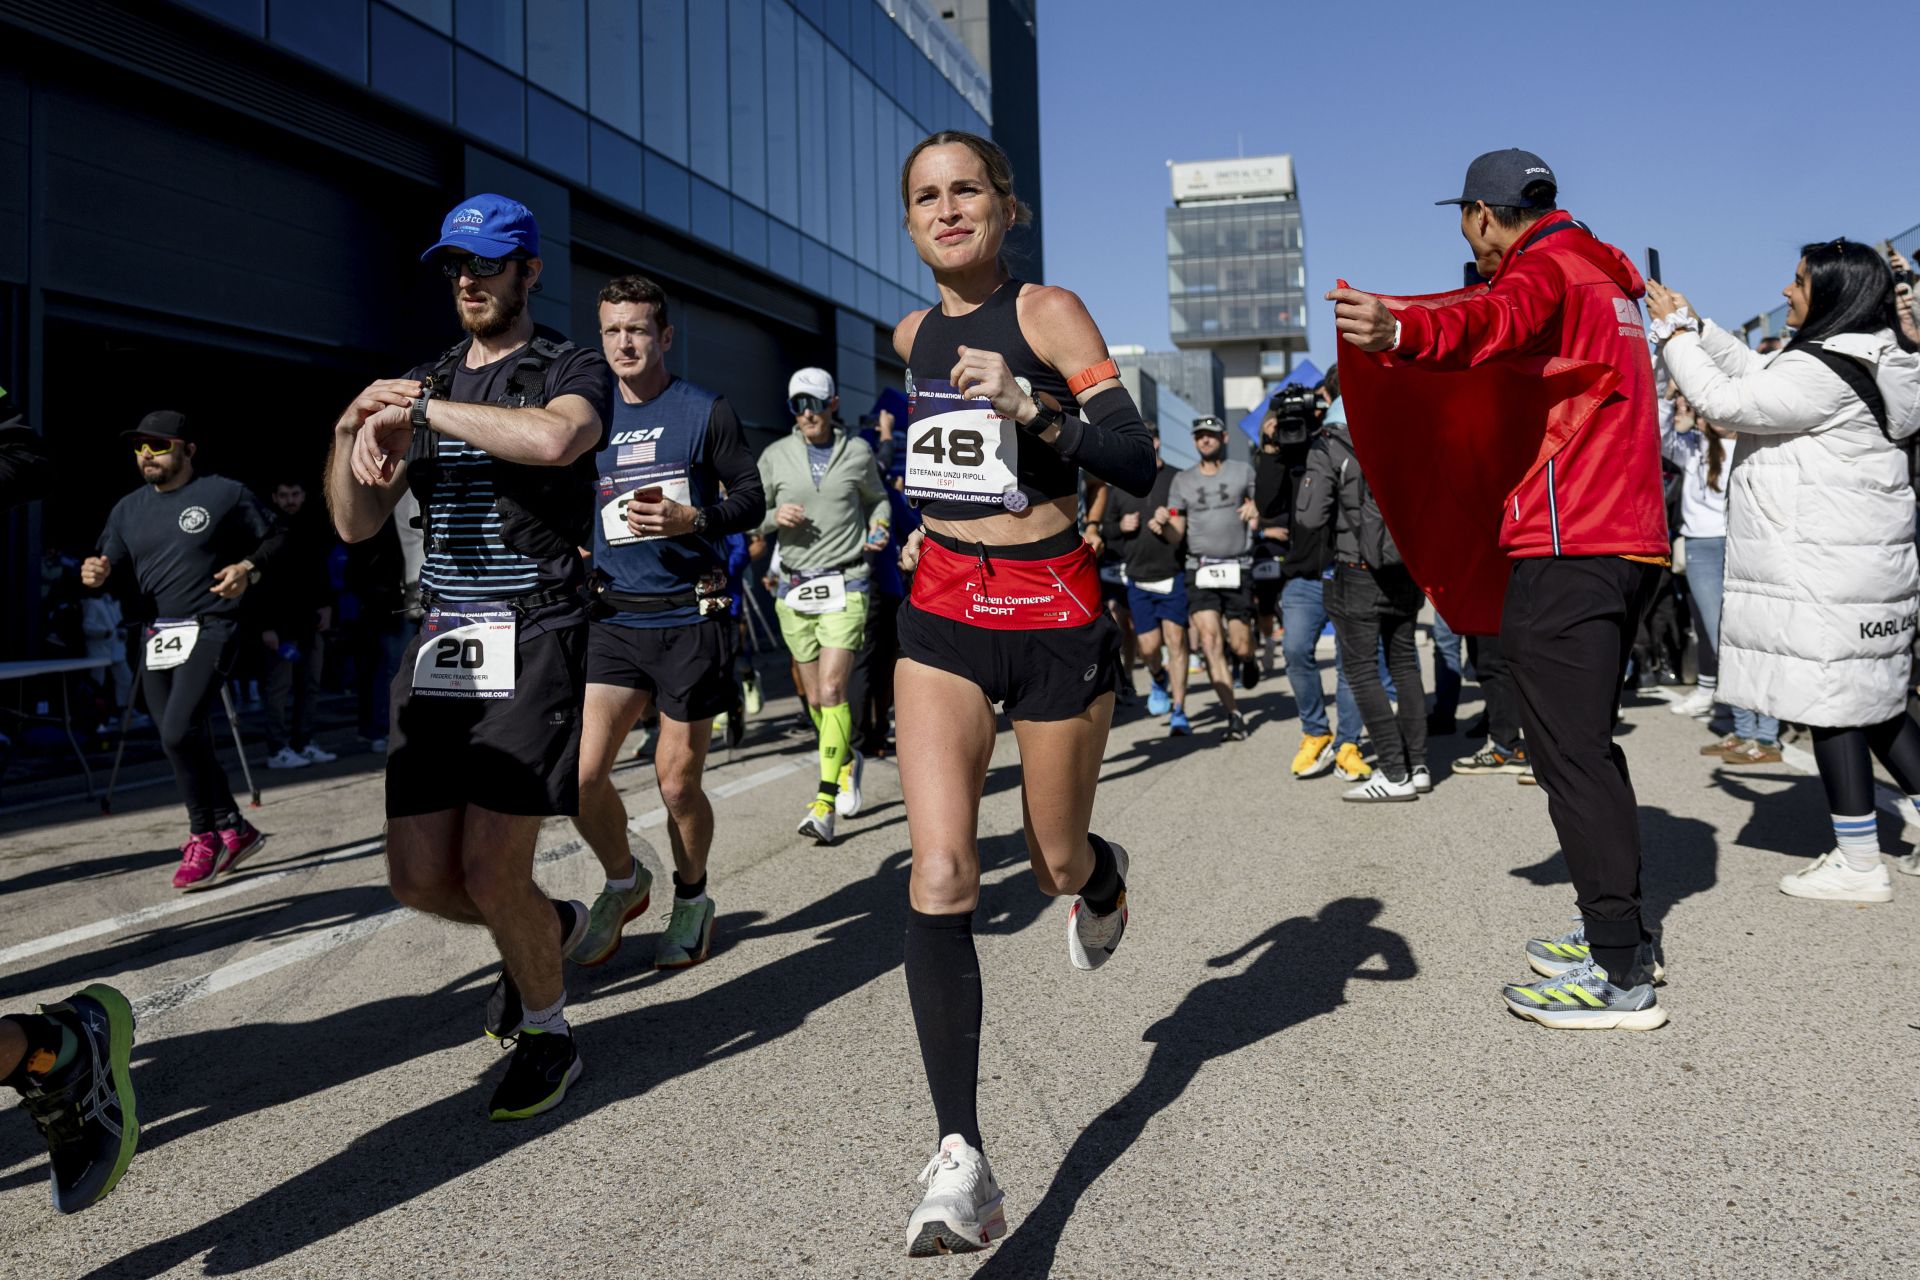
left=1648, top=240, right=1920, bottom=905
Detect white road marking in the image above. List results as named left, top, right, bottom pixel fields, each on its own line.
left=0, top=838, right=386, bottom=968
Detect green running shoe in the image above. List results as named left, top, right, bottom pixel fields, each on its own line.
left=569, top=865, right=656, bottom=967
left=1525, top=919, right=1666, bottom=981
left=18, top=984, right=141, bottom=1213
left=488, top=1028, right=581, bottom=1121
left=1504, top=959, right=1667, bottom=1031
left=654, top=894, right=716, bottom=969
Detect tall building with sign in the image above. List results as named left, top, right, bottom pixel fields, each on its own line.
left=1166, top=153, right=1306, bottom=418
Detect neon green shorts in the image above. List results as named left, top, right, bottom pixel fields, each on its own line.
left=775, top=590, right=870, bottom=663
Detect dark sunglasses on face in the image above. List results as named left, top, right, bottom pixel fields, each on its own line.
left=438, top=253, right=522, bottom=280
left=789, top=395, right=827, bottom=416
left=132, top=438, right=178, bottom=457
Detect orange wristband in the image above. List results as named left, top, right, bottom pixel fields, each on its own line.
left=1065, top=358, right=1119, bottom=397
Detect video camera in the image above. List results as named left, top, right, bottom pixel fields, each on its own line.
left=1265, top=384, right=1320, bottom=447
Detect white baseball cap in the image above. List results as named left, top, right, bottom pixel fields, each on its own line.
left=787, top=367, right=835, bottom=402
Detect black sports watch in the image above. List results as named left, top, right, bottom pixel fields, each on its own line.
left=1019, top=400, right=1064, bottom=438
left=691, top=508, right=710, bottom=536
left=410, top=394, right=432, bottom=430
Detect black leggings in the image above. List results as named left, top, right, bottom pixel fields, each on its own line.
left=141, top=617, right=242, bottom=833
left=1810, top=713, right=1920, bottom=815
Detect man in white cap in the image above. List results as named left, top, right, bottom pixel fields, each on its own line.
left=753, top=367, right=890, bottom=842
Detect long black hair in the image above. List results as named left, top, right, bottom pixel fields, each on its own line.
left=1787, top=238, right=1919, bottom=353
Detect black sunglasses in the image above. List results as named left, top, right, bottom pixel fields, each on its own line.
left=789, top=394, right=827, bottom=416
left=438, top=253, right=524, bottom=280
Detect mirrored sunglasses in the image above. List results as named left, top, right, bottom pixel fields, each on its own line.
left=789, top=394, right=827, bottom=416
left=438, top=254, right=521, bottom=280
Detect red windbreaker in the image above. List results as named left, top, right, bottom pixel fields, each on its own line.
left=1338, top=211, right=1669, bottom=633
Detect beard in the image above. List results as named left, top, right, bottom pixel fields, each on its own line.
left=456, top=279, right=528, bottom=339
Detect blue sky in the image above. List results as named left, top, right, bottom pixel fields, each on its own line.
left=1036, top=0, right=1920, bottom=374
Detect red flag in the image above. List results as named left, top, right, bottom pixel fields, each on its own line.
left=1335, top=281, right=1620, bottom=635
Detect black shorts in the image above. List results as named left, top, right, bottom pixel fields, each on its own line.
left=898, top=601, right=1122, bottom=721
left=586, top=616, right=736, bottom=722
left=1185, top=572, right=1257, bottom=624
left=386, top=599, right=586, bottom=819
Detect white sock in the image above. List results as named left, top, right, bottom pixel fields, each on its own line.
left=1831, top=812, right=1880, bottom=873
left=605, top=860, right=639, bottom=892
left=520, top=995, right=570, bottom=1037
left=1906, top=795, right=1920, bottom=826
left=1698, top=675, right=1717, bottom=692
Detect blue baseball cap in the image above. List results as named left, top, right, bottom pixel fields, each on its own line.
left=419, top=193, right=540, bottom=262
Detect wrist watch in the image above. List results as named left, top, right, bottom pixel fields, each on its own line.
left=1020, top=399, right=1064, bottom=438
left=410, top=394, right=431, bottom=430
left=691, top=509, right=710, bottom=536
left=241, top=559, right=261, bottom=586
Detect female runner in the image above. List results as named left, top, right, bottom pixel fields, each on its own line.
left=889, top=131, right=1156, bottom=1256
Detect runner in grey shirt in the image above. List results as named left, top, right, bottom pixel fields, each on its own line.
left=1167, top=417, right=1260, bottom=739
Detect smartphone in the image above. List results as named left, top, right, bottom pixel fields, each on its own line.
left=1646, top=248, right=1662, bottom=285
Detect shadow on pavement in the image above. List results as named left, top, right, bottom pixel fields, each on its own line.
left=1508, top=805, right=1718, bottom=939
left=75, top=838, right=1055, bottom=1277
left=976, top=897, right=1416, bottom=1278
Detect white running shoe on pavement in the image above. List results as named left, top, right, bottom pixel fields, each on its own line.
left=1668, top=686, right=1714, bottom=717
left=797, top=798, right=836, bottom=844
left=1895, top=849, right=1920, bottom=877
left=836, top=750, right=865, bottom=818
left=1343, top=773, right=1417, bottom=803
left=300, top=743, right=337, bottom=764
left=265, top=747, right=311, bottom=770
left=1411, top=766, right=1433, bottom=794
left=906, top=1135, right=1006, bottom=1257
left=1066, top=842, right=1130, bottom=971
left=1779, top=849, right=1893, bottom=903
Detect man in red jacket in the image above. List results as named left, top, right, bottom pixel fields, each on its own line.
left=1329, top=150, right=1671, bottom=1031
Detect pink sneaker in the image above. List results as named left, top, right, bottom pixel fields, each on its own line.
left=172, top=832, right=221, bottom=892
left=215, top=820, right=268, bottom=879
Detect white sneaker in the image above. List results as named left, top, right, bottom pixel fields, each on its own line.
left=1894, top=850, right=1920, bottom=877
left=265, top=747, right=311, bottom=770
left=1067, top=841, right=1130, bottom=971
left=906, top=1135, right=1006, bottom=1257
left=1668, top=686, right=1714, bottom=717
left=300, top=743, right=337, bottom=764
left=1411, top=765, right=1433, bottom=793
left=1343, top=773, right=1417, bottom=803
left=797, top=798, right=836, bottom=844
left=1779, top=849, right=1893, bottom=903
left=836, top=749, right=865, bottom=818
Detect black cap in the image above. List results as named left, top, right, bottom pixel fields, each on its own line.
left=120, top=409, right=192, bottom=443
left=1436, top=149, right=1557, bottom=208
left=1191, top=415, right=1227, bottom=436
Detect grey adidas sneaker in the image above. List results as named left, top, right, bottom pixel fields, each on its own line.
left=1525, top=919, right=1666, bottom=981
left=1503, top=958, right=1668, bottom=1031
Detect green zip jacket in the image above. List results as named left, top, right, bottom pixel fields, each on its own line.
left=756, top=428, right=890, bottom=577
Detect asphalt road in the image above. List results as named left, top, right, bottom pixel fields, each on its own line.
left=1, top=643, right=1915, bottom=1279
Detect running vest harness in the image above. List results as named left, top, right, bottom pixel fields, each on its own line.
left=408, top=325, right=596, bottom=578
left=908, top=279, right=1081, bottom=521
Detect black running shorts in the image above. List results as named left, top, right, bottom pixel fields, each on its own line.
left=897, top=601, right=1121, bottom=722
left=386, top=600, right=586, bottom=819
left=1185, top=573, right=1256, bottom=624
left=586, top=616, right=736, bottom=722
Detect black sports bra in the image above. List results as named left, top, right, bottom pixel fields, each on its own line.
left=906, top=279, right=1081, bottom=521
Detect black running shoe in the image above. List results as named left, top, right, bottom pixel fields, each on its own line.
left=18, top=984, right=141, bottom=1213
left=483, top=969, right=522, bottom=1042
left=488, top=1029, right=582, bottom=1121
left=1223, top=712, right=1249, bottom=742
left=725, top=702, right=745, bottom=749
left=1238, top=657, right=1259, bottom=690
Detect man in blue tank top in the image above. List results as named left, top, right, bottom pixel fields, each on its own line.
left=568, top=276, right=765, bottom=971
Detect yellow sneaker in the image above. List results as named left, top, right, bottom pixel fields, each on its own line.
left=1333, top=742, right=1372, bottom=781
left=1291, top=733, right=1336, bottom=779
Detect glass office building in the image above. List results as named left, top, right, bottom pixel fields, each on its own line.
left=0, top=0, right=1039, bottom=650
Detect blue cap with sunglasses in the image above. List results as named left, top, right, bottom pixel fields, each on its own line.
left=419, top=193, right=541, bottom=262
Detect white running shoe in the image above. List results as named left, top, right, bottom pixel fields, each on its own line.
left=1411, top=765, right=1433, bottom=794
left=300, top=743, right=338, bottom=764
left=1343, top=773, right=1417, bottom=803
left=797, top=798, right=836, bottom=844
left=836, top=750, right=865, bottom=818
left=906, top=1135, right=1006, bottom=1257
left=1668, top=686, right=1714, bottom=717
left=1894, top=849, right=1920, bottom=877
left=265, top=747, right=311, bottom=770
left=1779, top=849, right=1893, bottom=903
left=1067, top=842, right=1130, bottom=971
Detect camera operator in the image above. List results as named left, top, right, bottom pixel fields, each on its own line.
left=1260, top=375, right=1366, bottom=780
left=1294, top=389, right=1427, bottom=800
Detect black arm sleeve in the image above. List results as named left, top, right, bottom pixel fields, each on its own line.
left=701, top=398, right=768, bottom=535
left=236, top=488, right=288, bottom=570
left=1049, top=387, right=1157, bottom=498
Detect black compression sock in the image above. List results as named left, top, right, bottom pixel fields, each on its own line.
left=904, top=908, right=984, bottom=1151
left=1080, top=833, right=1122, bottom=916
left=673, top=871, right=708, bottom=899
left=1591, top=944, right=1639, bottom=988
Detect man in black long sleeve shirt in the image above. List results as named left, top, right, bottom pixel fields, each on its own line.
left=82, top=411, right=284, bottom=890
left=1100, top=425, right=1193, bottom=735
left=567, top=275, right=768, bottom=970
